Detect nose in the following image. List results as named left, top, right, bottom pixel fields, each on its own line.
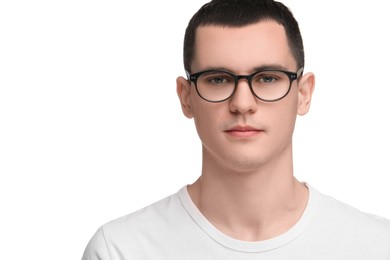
left=229, top=79, right=258, bottom=114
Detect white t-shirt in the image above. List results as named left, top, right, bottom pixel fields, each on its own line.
left=82, top=185, right=390, bottom=259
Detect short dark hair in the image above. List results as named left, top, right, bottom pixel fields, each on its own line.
left=183, top=0, right=304, bottom=72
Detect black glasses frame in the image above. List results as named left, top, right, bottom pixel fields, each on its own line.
left=186, top=67, right=304, bottom=103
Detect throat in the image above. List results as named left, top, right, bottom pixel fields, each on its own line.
left=188, top=177, right=309, bottom=241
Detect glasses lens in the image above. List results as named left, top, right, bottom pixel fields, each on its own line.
left=196, top=71, right=235, bottom=102
left=251, top=71, right=291, bottom=101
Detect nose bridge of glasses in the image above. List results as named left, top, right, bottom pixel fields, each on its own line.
left=233, top=74, right=257, bottom=101
left=229, top=74, right=258, bottom=110
left=236, top=74, right=252, bottom=86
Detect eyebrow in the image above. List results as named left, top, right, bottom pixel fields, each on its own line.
left=195, top=64, right=292, bottom=74
left=252, top=64, right=291, bottom=72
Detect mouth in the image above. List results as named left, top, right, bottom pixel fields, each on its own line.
left=224, top=125, right=263, bottom=138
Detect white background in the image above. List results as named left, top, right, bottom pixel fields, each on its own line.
left=0, top=1, right=389, bottom=259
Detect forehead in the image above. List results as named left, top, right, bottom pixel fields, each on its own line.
left=192, top=21, right=296, bottom=73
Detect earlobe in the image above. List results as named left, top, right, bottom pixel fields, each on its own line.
left=176, top=76, right=194, bottom=118
left=297, top=72, right=315, bottom=116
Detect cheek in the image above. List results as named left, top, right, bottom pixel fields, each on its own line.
left=193, top=116, right=221, bottom=152
left=262, top=87, right=298, bottom=133
left=193, top=109, right=220, bottom=138
left=190, top=98, right=221, bottom=140
left=271, top=93, right=299, bottom=136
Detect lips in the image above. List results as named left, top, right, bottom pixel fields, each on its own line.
left=224, top=125, right=263, bottom=138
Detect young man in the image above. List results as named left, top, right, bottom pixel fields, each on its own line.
left=82, top=0, right=390, bottom=259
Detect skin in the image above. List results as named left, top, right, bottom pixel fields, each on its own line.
left=176, top=20, right=315, bottom=241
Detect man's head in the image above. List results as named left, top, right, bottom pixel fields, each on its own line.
left=177, top=0, right=315, bottom=172
left=183, top=0, right=304, bottom=73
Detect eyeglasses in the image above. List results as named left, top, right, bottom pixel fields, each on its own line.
left=186, top=67, right=304, bottom=103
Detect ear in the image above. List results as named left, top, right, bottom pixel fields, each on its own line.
left=176, top=76, right=194, bottom=118
left=297, top=72, right=315, bottom=116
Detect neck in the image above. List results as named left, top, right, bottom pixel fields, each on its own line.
left=188, top=144, right=308, bottom=241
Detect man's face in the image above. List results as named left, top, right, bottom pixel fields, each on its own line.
left=177, top=21, right=314, bottom=172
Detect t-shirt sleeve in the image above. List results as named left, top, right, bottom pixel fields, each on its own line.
left=81, top=227, right=111, bottom=260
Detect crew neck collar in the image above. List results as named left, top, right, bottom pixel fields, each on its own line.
left=178, top=183, right=318, bottom=253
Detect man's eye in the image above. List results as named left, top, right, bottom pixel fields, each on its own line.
left=209, top=77, right=227, bottom=84
left=260, top=76, right=277, bottom=83
left=253, top=71, right=285, bottom=84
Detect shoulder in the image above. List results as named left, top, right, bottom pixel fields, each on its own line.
left=102, top=190, right=186, bottom=235
left=82, top=227, right=111, bottom=260
left=99, top=191, right=185, bottom=242
left=312, top=187, right=390, bottom=243
left=82, top=188, right=190, bottom=259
